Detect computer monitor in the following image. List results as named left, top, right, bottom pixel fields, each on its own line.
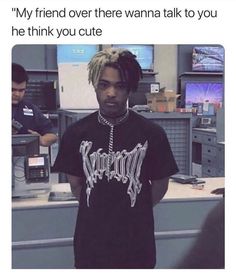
left=57, top=44, right=98, bottom=63
left=12, top=134, right=40, bottom=157
left=25, top=80, right=57, bottom=111
left=184, top=81, right=224, bottom=115
left=192, top=46, right=224, bottom=72
left=112, top=44, right=154, bottom=71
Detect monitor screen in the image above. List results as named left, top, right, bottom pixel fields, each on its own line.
left=25, top=80, right=57, bottom=111
left=192, top=46, right=224, bottom=72
left=112, top=44, right=154, bottom=71
left=185, top=82, right=224, bottom=114
left=12, top=134, right=40, bottom=157
left=57, top=44, right=98, bottom=63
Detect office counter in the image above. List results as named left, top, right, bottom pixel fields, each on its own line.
left=12, top=177, right=224, bottom=269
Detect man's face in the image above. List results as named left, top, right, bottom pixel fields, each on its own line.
left=12, top=81, right=26, bottom=105
left=95, top=66, right=129, bottom=118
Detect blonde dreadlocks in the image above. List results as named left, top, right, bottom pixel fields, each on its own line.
left=88, top=47, right=143, bottom=93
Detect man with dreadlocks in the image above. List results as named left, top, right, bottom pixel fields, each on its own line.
left=53, top=47, right=178, bottom=269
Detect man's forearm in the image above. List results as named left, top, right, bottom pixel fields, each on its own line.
left=40, top=133, right=58, bottom=146
left=151, top=177, right=169, bottom=207
left=67, top=174, right=84, bottom=202
left=70, top=184, right=82, bottom=201
left=28, top=129, right=58, bottom=147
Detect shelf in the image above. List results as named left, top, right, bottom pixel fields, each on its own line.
left=142, top=71, right=158, bottom=76
left=26, top=70, right=158, bottom=76
left=180, top=71, right=223, bottom=77
left=26, top=69, right=58, bottom=74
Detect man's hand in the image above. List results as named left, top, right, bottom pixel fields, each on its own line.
left=67, top=175, right=84, bottom=201
left=151, top=177, right=169, bottom=207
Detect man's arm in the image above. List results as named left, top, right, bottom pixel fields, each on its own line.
left=67, top=174, right=84, bottom=201
left=28, top=130, right=58, bottom=146
left=40, top=133, right=58, bottom=146
left=151, top=177, right=169, bottom=207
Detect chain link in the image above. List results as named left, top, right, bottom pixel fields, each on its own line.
left=98, top=110, right=129, bottom=180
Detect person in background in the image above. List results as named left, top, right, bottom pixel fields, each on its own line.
left=12, top=63, right=57, bottom=146
left=177, top=200, right=224, bottom=269
left=53, top=47, right=179, bottom=268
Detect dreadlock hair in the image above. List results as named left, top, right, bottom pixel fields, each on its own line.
left=12, top=63, right=28, bottom=83
left=88, top=47, right=143, bottom=93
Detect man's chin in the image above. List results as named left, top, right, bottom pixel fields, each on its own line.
left=12, top=101, right=20, bottom=105
left=101, top=109, right=120, bottom=118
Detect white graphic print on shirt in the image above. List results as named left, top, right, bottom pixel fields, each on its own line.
left=80, top=140, right=148, bottom=207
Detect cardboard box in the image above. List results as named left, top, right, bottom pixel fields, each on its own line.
left=146, top=90, right=177, bottom=112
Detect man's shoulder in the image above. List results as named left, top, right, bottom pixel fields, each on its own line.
left=21, top=100, right=42, bottom=112
left=129, top=110, right=164, bottom=133
left=66, top=111, right=98, bottom=132
left=129, top=110, right=148, bottom=124
left=75, top=111, right=97, bottom=125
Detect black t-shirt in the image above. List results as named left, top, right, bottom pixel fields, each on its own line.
left=53, top=110, right=178, bottom=268
left=12, top=100, right=55, bottom=135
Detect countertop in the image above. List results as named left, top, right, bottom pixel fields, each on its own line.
left=12, top=177, right=224, bottom=209
left=193, top=127, right=217, bottom=133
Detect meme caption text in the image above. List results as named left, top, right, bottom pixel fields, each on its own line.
left=12, top=7, right=218, bottom=38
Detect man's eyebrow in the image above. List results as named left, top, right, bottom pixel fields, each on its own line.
left=99, top=79, right=125, bottom=83
left=98, top=79, right=109, bottom=82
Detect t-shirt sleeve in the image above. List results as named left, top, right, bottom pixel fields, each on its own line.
left=52, top=125, right=84, bottom=177
left=146, top=124, right=179, bottom=180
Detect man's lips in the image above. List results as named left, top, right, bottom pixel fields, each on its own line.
left=105, top=101, right=117, bottom=106
left=12, top=98, right=20, bottom=102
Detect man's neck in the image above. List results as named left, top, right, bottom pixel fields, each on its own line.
left=99, top=109, right=129, bottom=125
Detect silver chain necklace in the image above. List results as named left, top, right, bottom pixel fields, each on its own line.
left=98, top=109, right=129, bottom=180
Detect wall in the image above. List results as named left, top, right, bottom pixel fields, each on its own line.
left=102, top=44, right=178, bottom=92
left=12, top=45, right=57, bottom=70
left=12, top=44, right=179, bottom=89
left=155, top=45, right=178, bottom=92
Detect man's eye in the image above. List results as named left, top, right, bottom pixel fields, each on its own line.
left=97, top=82, right=109, bottom=90
left=12, top=88, right=25, bottom=92
left=116, top=83, right=126, bottom=90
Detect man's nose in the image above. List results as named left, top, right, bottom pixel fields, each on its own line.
left=106, top=85, right=116, bottom=97
left=13, top=90, right=21, bottom=96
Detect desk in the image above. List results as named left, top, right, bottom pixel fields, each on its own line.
left=12, top=177, right=224, bottom=269
left=192, top=128, right=225, bottom=177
